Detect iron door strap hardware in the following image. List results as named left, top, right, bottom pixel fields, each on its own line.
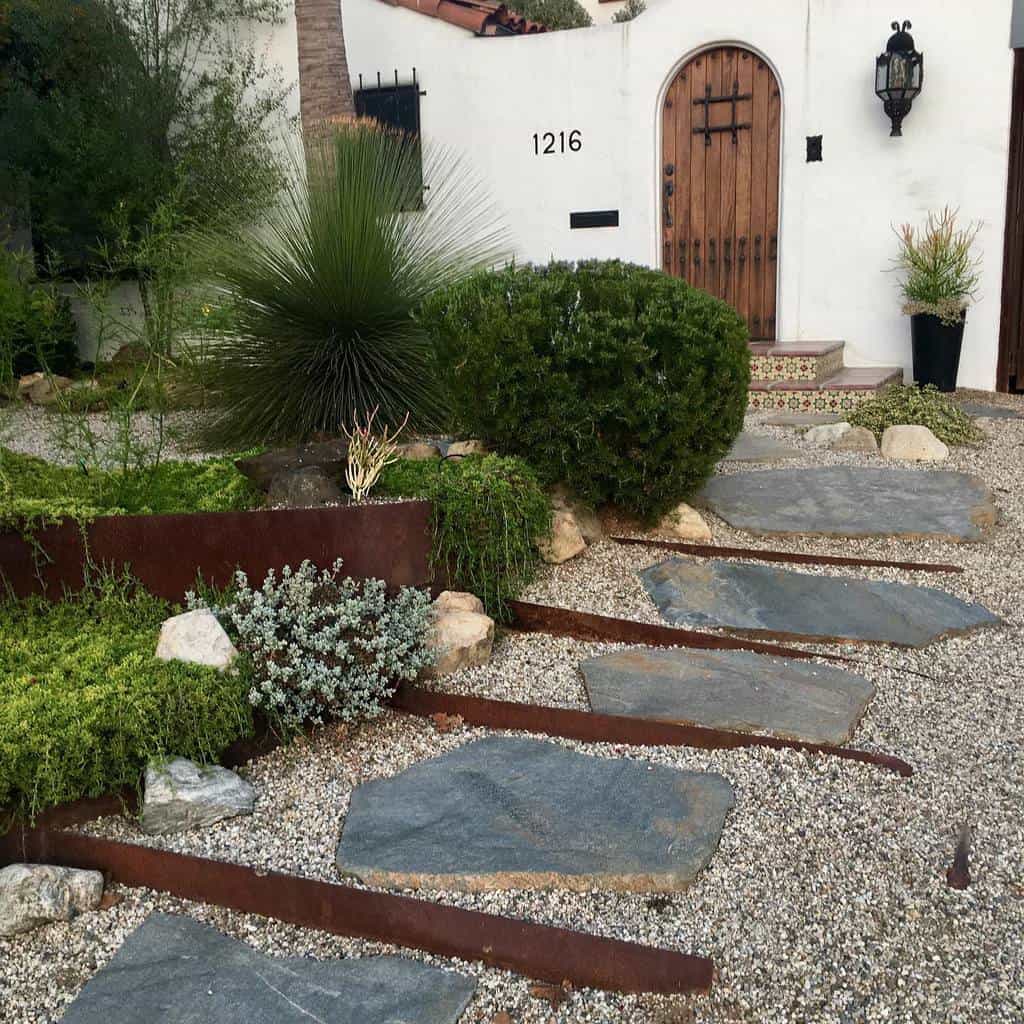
left=664, top=163, right=675, bottom=175
left=769, top=235, right=778, bottom=261
left=679, top=239, right=687, bottom=266
left=709, top=238, right=716, bottom=265
left=663, top=240, right=672, bottom=267
left=738, top=236, right=747, bottom=263
left=724, top=238, right=732, bottom=266
left=754, top=235, right=762, bottom=263
left=693, top=239, right=701, bottom=267
left=665, top=181, right=674, bottom=197
left=693, top=80, right=752, bottom=146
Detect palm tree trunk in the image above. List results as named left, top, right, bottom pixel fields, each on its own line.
left=294, top=0, right=356, bottom=130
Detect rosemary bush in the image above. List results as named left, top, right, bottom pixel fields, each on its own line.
left=848, top=384, right=984, bottom=445
left=379, top=454, right=552, bottom=619
left=213, top=560, right=434, bottom=729
left=0, top=578, right=252, bottom=820
left=893, top=207, right=982, bottom=324
left=508, top=0, right=592, bottom=28
left=612, top=0, right=646, bottom=23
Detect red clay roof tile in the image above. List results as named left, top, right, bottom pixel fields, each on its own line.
left=381, top=0, right=548, bottom=35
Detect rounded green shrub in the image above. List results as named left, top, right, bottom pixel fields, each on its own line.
left=421, top=260, right=751, bottom=521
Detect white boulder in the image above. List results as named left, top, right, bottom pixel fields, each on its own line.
left=446, top=439, right=487, bottom=457
left=141, top=757, right=256, bottom=835
left=881, top=425, right=949, bottom=462
left=156, top=609, right=238, bottom=671
left=656, top=502, right=713, bottom=543
left=0, top=864, right=104, bottom=936
left=427, top=610, right=495, bottom=677
left=831, top=426, right=879, bottom=454
left=804, top=422, right=852, bottom=446
left=537, top=509, right=587, bottom=564
left=433, top=591, right=485, bottom=615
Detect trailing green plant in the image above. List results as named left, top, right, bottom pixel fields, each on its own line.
left=848, top=384, right=984, bottom=445
left=893, top=207, right=982, bottom=325
left=421, top=260, right=750, bottom=521
left=508, top=0, right=592, bottom=29
left=0, top=576, right=253, bottom=820
left=0, top=446, right=260, bottom=531
left=0, top=247, right=78, bottom=384
left=201, top=560, right=434, bottom=729
left=379, top=454, right=552, bottom=618
left=611, top=0, right=646, bottom=23
left=188, top=121, right=506, bottom=448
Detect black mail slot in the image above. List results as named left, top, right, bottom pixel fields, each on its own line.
left=570, top=210, right=619, bottom=229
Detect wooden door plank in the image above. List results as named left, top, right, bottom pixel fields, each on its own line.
left=688, top=54, right=708, bottom=293
left=998, top=50, right=1024, bottom=390
left=763, top=68, right=782, bottom=340
left=719, top=48, right=738, bottom=307
left=734, top=50, right=754, bottom=333
left=662, top=74, right=679, bottom=275
left=676, top=65, right=694, bottom=287
left=704, top=48, right=723, bottom=300
left=749, top=58, right=770, bottom=340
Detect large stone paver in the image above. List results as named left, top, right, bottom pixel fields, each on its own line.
left=640, top=558, right=999, bottom=647
left=61, top=913, right=476, bottom=1024
left=697, top=467, right=995, bottom=542
left=721, top=431, right=801, bottom=463
left=958, top=401, right=1024, bottom=420
left=580, top=647, right=875, bottom=745
left=336, top=736, right=734, bottom=893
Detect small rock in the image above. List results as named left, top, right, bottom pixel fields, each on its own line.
left=109, top=342, right=150, bottom=366
left=529, top=981, right=572, bottom=1009
left=156, top=609, right=238, bottom=671
left=267, top=466, right=344, bottom=507
left=881, top=424, right=949, bottom=461
left=398, top=441, right=442, bottom=460
left=97, top=891, right=124, bottom=911
left=549, top=487, right=603, bottom=544
left=831, top=425, right=879, bottom=454
left=656, top=502, right=712, bottom=543
left=426, top=610, right=495, bottom=677
left=537, top=509, right=586, bottom=564
left=434, top=591, right=485, bottom=615
left=141, top=757, right=256, bottom=835
left=235, top=439, right=349, bottom=491
left=16, top=371, right=45, bottom=397
left=25, top=374, right=74, bottom=405
left=446, top=439, right=487, bottom=457
left=490, top=1014, right=514, bottom=1024
left=0, top=864, right=104, bottom=936
left=804, top=422, right=851, bottom=446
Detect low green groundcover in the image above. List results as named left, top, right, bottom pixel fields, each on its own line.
left=0, top=446, right=260, bottom=528
left=0, top=581, right=253, bottom=820
left=379, top=454, right=551, bottom=619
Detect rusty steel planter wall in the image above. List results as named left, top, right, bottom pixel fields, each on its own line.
left=0, top=501, right=433, bottom=601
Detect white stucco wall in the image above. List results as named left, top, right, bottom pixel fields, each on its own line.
left=261, top=0, right=1016, bottom=390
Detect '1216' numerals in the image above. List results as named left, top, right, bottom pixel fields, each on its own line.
left=533, top=130, right=582, bottom=155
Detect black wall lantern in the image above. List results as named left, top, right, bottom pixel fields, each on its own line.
left=875, top=20, right=924, bottom=136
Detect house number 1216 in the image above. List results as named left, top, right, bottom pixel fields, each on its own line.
left=533, top=130, right=582, bottom=155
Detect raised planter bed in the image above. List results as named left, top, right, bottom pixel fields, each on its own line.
left=0, top=500, right=433, bottom=601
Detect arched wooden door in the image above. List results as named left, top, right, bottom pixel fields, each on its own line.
left=661, top=47, right=781, bottom=340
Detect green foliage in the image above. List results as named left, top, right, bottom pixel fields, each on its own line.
left=893, top=207, right=982, bottom=325
left=0, top=248, right=78, bottom=382
left=508, top=0, right=592, bottom=29
left=0, top=579, right=253, bottom=819
left=0, top=446, right=260, bottom=529
left=421, top=260, right=750, bottom=521
left=0, top=0, right=289, bottom=271
left=379, top=454, right=551, bottom=618
left=190, top=122, right=506, bottom=448
left=848, top=384, right=984, bottom=445
left=611, top=0, right=646, bottom=23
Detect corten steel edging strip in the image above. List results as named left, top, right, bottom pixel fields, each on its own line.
left=610, top=536, right=963, bottom=574
left=507, top=600, right=855, bottom=664
left=391, top=685, right=914, bottom=778
left=0, top=829, right=713, bottom=996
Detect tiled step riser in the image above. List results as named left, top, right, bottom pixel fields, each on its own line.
left=748, top=385, right=896, bottom=414
left=750, top=347, right=844, bottom=383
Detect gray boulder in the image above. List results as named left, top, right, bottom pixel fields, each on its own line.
left=141, top=758, right=255, bottom=835
left=267, top=466, right=344, bottom=508
left=831, top=425, right=879, bottom=453
left=0, top=864, right=104, bottom=936
left=235, top=439, right=349, bottom=491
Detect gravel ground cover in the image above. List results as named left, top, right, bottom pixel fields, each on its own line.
left=3, top=399, right=1024, bottom=1023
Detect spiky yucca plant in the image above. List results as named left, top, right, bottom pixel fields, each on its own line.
left=190, top=122, right=505, bottom=446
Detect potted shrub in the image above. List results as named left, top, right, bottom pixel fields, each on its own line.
left=893, top=207, right=981, bottom=392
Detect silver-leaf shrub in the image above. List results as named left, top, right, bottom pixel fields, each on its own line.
left=213, top=559, right=434, bottom=728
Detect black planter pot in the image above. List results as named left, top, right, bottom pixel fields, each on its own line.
left=910, top=312, right=966, bottom=392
